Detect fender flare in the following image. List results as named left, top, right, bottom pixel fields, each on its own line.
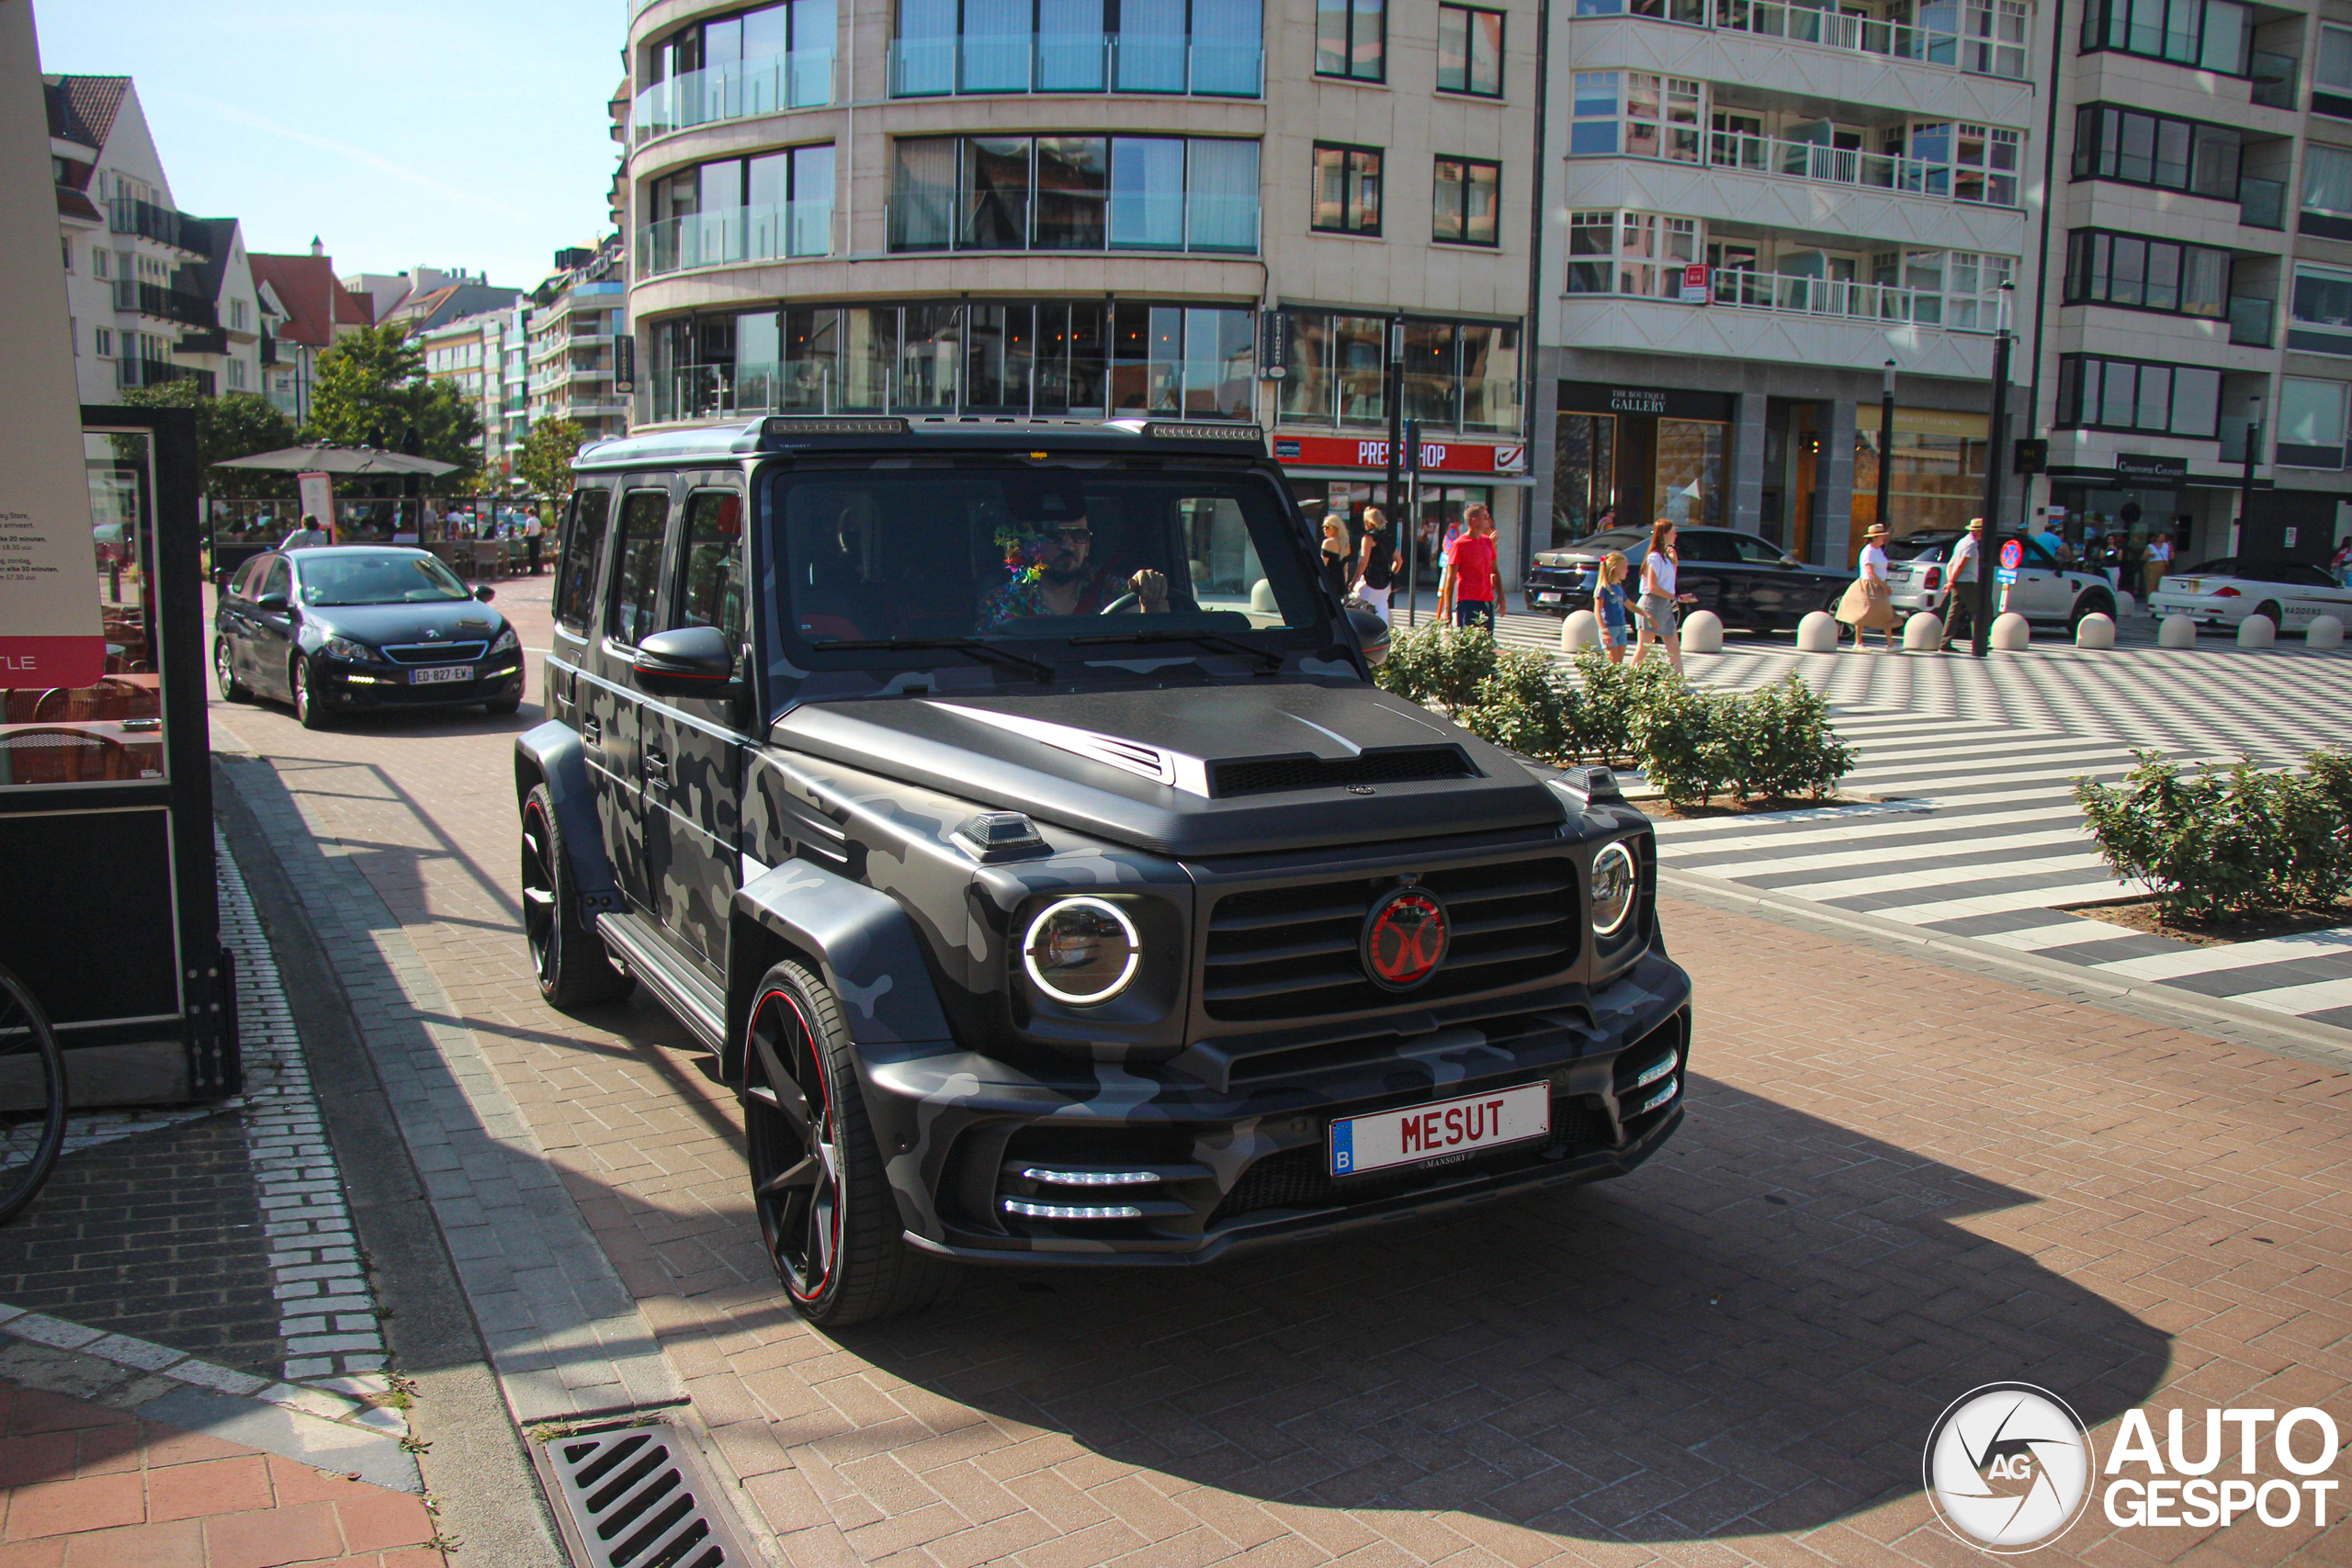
left=729, top=860, right=954, bottom=1056
left=514, top=721, right=618, bottom=908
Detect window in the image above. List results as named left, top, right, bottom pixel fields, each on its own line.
left=643, top=144, right=835, bottom=273
left=674, top=491, right=747, bottom=644
left=2079, top=0, right=2249, bottom=71
left=646, top=0, right=835, bottom=116
left=888, top=135, right=1255, bottom=253
left=227, top=359, right=247, bottom=390
left=92, top=249, right=108, bottom=279
left=1437, top=6, right=1504, bottom=96
left=60, top=239, right=72, bottom=272
left=93, top=326, right=114, bottom=357
left=1317, top=0, right=1385, bottom=80
left=1565, top=74, right=1701, bottom=163
left=2304, top=144, right=2352, bottom=230
left=2290, top=265, right=2352, bottom=355
left=1313, top=144, right=1383, bottom=235
left=889, top=0, right=1260, bottom=96
left=2320, top=25, right=2352, bottom=116
left=1275, top=309, right=1520, bottom=432
left=231, top=299, right=249, bottom=331
left=2277, top=378, right=2348, bottom=468
left=1433, top=158, right=1499, bottom=244
left=610, top=491, right=672, bottom=647
left=2055, top=355, right=2222, bottom=436
left=2065, top=231, right=2231, bottom=316
left=2073, top=105, right=2239, bottom=198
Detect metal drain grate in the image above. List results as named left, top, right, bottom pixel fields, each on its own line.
left=537, top=1419, right=752, bottom=1568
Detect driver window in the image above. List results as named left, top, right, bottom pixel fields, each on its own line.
left=609, top=490, right=671, bottom=647
left=673, top=491, right=745, bottom=645
left=260, top=559, right=291, bottom=603
left=1676, top=533, right=1736, bottom=562
left=1729, top=536, right=1784, bottom=564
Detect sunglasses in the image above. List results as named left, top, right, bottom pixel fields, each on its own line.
left=1045, top=527, right=1092, bottom=544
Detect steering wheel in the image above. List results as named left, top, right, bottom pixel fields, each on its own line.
left=1098, top=592, right=1142, bottom=615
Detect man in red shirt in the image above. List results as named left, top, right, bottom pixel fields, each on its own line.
left=1437, top=503, right=1499, bottom=633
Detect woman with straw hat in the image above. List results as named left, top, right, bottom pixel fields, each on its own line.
left=1835, top=522, right=1900, bottom=651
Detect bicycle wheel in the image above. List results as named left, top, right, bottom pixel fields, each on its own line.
left=0, top=964, right=68, bottom=1225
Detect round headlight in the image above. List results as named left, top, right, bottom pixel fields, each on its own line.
left=1023, top=897, right=1140, bottom=1007
left=1591, top=841, right=1637, bottom=937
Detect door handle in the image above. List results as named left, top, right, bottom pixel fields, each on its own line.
left=581, top=716, right=601, bottom=746
left=640, top=749, right=669, bottom=786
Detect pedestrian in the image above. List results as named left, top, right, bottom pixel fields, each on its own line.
left=1436, top=503, right=1499, bottom=634
left=2143, top=530, right=2174, bottom=598
left=1936, top=516, right=1985, bottom=651
left=1836, top=522, right=1900, bottom=651
left=1319, top=517, right=1354, bottom=600
left=525, top=510, right=545, bottom=575
left=278, top=513, right=330, bottom=551
left=1592, top=550, right=1640, bottom=665
left=2331, top=535, right=2352, bottom=588
left=1353, top=506, right=1397, bottom=624
left=1632, top=518, right=1696, bottom=674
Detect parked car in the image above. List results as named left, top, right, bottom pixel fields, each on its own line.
left=212, top=546, right=522, bottom=729
left=1524, top=526, right=1854, bottom=630
left=2148, top=559, right=2352, bottom=635
left=1888, top=530, right=2119, bottom=633
left=515, top=416, right=1694, bottom=1324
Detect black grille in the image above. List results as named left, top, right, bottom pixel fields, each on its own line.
left=381, top=640, right=488, bottom=664
left=1212, top=748, right=1476, bottom=798
left=1201, top=857, right=1582, bottom=1022
left=1208, top=1101, right=1609, bottom=1224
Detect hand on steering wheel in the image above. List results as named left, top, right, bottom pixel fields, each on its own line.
left=1098, top=569, right=1167, bottom=615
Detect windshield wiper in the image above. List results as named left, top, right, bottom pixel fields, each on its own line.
left=1068, top=628, right=1285, bottom=671
left=813, top=637, right=1057, bottom=682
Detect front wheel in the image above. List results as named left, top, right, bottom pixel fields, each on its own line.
left=291, top=656, right=333, bottom=730
left=742, top=961, right=956, bottom=1326
left=520, top=784, right=631, bottom=1010
left=2070, top=593, right=2115, bottom=634
left=214, top=638, right=250, bottom=703
left=2256, top=600, right=2286, bottom=632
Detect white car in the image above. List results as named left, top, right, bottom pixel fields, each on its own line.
left=1888, top=531, right=2120, bottom=633
left=2149, top=559, right=2352, bottom=636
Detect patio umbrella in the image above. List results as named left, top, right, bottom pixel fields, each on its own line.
left=211, top=444, right=459, bottom=477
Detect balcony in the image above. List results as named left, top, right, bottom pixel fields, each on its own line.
left=1697, top=130, right=2018, bottom=209
left=1706, top=267, right=2006, bottom=330
left=2228, top=295, right=2275, bottom=347
left=2251, top=51, right=2298, bottom=110
left=2240, top=176, right=2286, bottom=231
left=1575, top=0, right=2025, bottom=78
left=885, top=189, right=1259, bottom=254
left=108, top=196, right=212, bottom=256
left=110, top=278, right=218, bottom=331
left=631, top=49, right=833, bottom=141
left=638, top=202, right=831, bottom=276
left=887, top=33, right=1261, bottom=98
left=115, top=358, right=214, bottom=396
left=1560, top=280, right=1999, bottom=376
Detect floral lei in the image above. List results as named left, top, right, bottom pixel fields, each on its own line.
left=995, top=525, right=1053, bottom=586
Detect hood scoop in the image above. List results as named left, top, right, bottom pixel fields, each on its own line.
left=1212, top=748, right=1476, bottom=798
left=933, top=703, right=1212, bottom=795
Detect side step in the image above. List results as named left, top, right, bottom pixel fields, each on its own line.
left=594, top=912, right=726, bottom=1053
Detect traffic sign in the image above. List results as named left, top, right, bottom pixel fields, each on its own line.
left=1999, top=538, right=2023, bottom=570
left=1996, top=568, right=2018, bottom=585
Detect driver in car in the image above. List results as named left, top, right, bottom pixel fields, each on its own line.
left=979, top=516, right=1167, bottom=628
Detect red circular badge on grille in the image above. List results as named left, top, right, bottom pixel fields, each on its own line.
left=1363, top=887, right=1448, bottom=990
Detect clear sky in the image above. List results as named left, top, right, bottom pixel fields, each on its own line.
left=35, top=0, right=625, bottom=293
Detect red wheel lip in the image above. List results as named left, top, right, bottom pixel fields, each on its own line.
left=751, top=986, right=842, bottom=1304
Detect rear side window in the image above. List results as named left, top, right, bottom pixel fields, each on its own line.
left=555, top=488, right=612, bottom=632
left=230, top=556, right=268, bottom=600
left=609, top=490, right=671, bottom=647
left=261, top=558, right=291, bottom=602
left=673, top=491, right=745, bottom=646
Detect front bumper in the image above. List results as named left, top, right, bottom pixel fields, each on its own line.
left=318, top=656, right=526, bottom=707
left=861, top=950, right=1695, bottom=1266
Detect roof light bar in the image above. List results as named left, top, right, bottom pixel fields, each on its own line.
left=1140, top=422, right=1266, bottom=444
left=762, top=416, right=910, bottom=438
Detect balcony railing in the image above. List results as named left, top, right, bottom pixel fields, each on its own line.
left=1704, top=267, right=2007, bottom=329
left=1575, top=0, right=2027, bottom=78
left=2251, top=51, right=2298, bottom=109
left=115, top=358, right=214, bottom=396
left=2228, top=294, right=2276, bottom=346
left=107, top=196, right=213, bottom=255
left=2241, top=176, right=2287, bottom=230
left=887, top=33, right=1262, bottom=97
left=1695, top=130, right=2020, bottom=208
left=637, top=202, right=831, bottom=276
left=630, top=49, right=833, bottom=141
left=110, top=278, right=218, bottom=331
left=885, top=189, right=1260, bottom=254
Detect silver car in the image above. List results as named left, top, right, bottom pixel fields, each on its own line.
left=1888, top=532, right=2120, bottom=634
left=2149, top=559, right=2352, bottom=635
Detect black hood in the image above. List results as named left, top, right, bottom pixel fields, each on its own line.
left=303, top=601, right=505, bottom=646
left=776, top=680, right=1567, bottom=858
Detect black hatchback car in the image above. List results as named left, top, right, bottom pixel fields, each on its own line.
left=213, top=546, right=523, bottom=728
left=1524, top=526, right=1856, bottom=630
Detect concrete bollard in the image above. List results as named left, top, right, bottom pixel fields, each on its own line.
left=1902, top=611, right=1943, bottom=651
left=1249, top=578, right=1276, bottom=615
left=2237, top=613, right=2276, bottom=649
left=2307, top=615, right=2345, bottom=649
left=1560, top=609, right=1601, bottom=652
left=1680, top=608, right=1724, bottom=654
left=1990, top=612, right=2030, bottom=650
left=2075, top=612, right=2116, bottom=649
left=2113, top=591, right=2136, bottom=618
left=2158, top=614, right=2197, bottom=648
left=1796, top=611, right=1840, bottom=652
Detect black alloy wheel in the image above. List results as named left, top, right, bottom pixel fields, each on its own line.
left=291, top=656, right=332, bottom=730
left=519, top=784, right=630, bottom=1009
left=741, top=961, right=955, bottom=1325
left=214, top=638, right=249, bottom=702
left=2256, top=600, right=2286, bottom=632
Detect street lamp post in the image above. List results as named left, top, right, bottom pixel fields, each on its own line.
left=1973, top=284, right=2016, bottom=659
left=1385, top=317, right=1405, bottom=618
left=2238, top=393, right=2262, bottom=556
left=1875, top=358, right=1896, bottom=540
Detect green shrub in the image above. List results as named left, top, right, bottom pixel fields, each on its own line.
left=1464, top=649, right=1577, bottom=761
left=2074, top=750, right=2352, bottom=923
left=1375, top=623, right=1499, bottom=714
left=1740, top=676, right=1854, bottom=801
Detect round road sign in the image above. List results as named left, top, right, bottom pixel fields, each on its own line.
left=1999, top=538, right=2023, bottom=570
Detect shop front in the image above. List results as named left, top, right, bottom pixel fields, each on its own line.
left=1852, top=404, right=1990, bottom=557
left=1551, top=382, right=1732, bottom=553
left=1272, top=432, right=1530, bottom=592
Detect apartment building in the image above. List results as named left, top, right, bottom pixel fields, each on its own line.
left=2032, top=0, right=2352, bottom=570
left=417, top=306, right=517, bottom=477
left=620, top=0, right=1542, bottom=580
left=529, top=241, right=631, bottom=446
left=47, top=75, right=268, bottom=409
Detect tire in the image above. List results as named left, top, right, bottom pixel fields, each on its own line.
left=519, top=784, right=632, bottom=1010
left=742, top=961, right=956, bottom=1326
left=290, top=655, right=335, bottom=729
left=2256, top=600, right=2286, bottom=632
left=0, top=963, right=69, bottom=1226
left=2070, top=593, right=2114, bottom=634
left=214, top=638, right=250, bottom=703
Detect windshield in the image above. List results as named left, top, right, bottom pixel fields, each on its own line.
left=297, top=553, right=472, bottom=606
left=762, top=465, right=1328, bottom=673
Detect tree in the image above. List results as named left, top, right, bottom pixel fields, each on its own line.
left=302, top=321, right=484, bottom=493
left=515, top=418, right=588, bottom=501
left=119, top=382, right=299, bottom=496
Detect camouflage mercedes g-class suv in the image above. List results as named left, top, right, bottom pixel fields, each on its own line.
left=515, top=416, right=1692, bottom=1325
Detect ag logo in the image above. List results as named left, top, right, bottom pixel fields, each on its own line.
left=1925, top=1383, right=2095, bottom=1553
left=1363, top=886, right=1447, bottom=990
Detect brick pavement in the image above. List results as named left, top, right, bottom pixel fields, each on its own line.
left=210, top=575, right=2352, bottom=1565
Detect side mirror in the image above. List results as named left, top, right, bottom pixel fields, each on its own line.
left=211, top=566, right=231, bottom=588
left=1780, top=556, right=1803, bottom=568
left=474, top=585, right=496, bottom=603
left=1346, top=605, right=1390, bottom=667
left=632, top=624, right=742, bottom=698
left=254, top=590, right=288, bottom=612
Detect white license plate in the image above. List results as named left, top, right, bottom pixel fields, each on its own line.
left=410, top=665, right=471, bottom=685
left=1329, top=1082, right=1550, bottom=1178
left=1535, top=592, right=1562, bottom=604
